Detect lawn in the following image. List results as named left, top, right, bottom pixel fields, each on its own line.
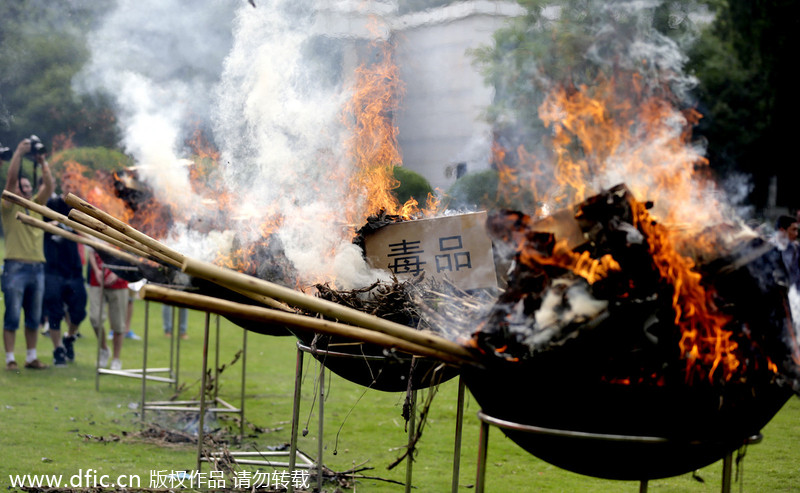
left=1, top=240, right=799, bottom=492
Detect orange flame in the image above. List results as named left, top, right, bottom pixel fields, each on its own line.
left=632, top=201, right=739, bottom=382
left=519, top=239, right=621, bottom=285
left=492, top=72, right=746, bottom=382
left=343, top=39, right=434, bottom=225
left=61, top=161, right=133, bottom=223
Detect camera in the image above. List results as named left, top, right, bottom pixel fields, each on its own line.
left=0, top=143, right=11, bottom=161
left=28, top=135, right=47, bottom=156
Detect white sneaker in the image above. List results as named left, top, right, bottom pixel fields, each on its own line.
left=98, top=348, right=110, bottom=368
left=110, top=359, right=122, bottom=371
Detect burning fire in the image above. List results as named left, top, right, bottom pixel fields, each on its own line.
left=522, top=240, right=621, bottom=285
left=55, top=38, right=442, bottom=289
left=632, top=201, right=739, bottom=383
left=343, top=39, right=437, bottom=226
left=61, top=161, right=133, bottom=224
left=492, top=73, right=750, bottom=383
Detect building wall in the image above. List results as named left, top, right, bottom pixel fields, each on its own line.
left=392, top=2, right=523, bottom=193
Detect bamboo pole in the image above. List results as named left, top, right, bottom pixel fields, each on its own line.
left=1, top=190, right=159, bottom=262
left=15, top=212, right=146, bottom=267
left=182, top=257, right=476, bottom=362
left=65, top=192, right=186, bottom=265
left=62, top=193, right=291, bottom=312
left=140, top=285, right=473, bottom=366
left=67, top=209, right=177, bottom=267
left=59, top=192, right=465, bottom=355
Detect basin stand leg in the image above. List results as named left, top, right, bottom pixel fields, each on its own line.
left=476, top=417, right=489, bottom=493
left=287, top=347, right=304, bottom=493
left=237, top=323, right=246, bottom=441
left=721, top=452, right=733, bottom=493
left=316, top=363, right=325, bottom=492
left=140, top=300, right=149, bottom=423
left=195, top=312, right=211, bottom=472
left=405, top=389, right=417, bottom=493
left=95, top=284, right=105, bottom=392
left=451, top=377, right=465, bottom=493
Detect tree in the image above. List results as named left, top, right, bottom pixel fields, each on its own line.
left=688, top=0, right=800, bottom=211
left=0, top=1, right=119, bottom=151
left=475, top=1, right=696, bottom=149
left=392, top=166, right=433, bottom=205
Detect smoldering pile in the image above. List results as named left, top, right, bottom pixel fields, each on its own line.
left=472, top=184, right=800, bottom=390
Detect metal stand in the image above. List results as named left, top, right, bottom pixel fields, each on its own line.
left=288, top=341, right=465, bottom=493
left=451, top=376, right=466, bottom=493
left=153, top=312, right=249, bottom=474
left=97, top=298, right=176, bottom=390
left=475, top=411, right=762, bottom=493
left=200, top=334, right=310, bottom=483
left=145, top=312, right=245, bottom=428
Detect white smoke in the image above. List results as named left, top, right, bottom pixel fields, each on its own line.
left=75, top=0, right=392, bottom=288
left=211, top=1, right=396, bottom=287
left=74, top=0, right=236, bottom=215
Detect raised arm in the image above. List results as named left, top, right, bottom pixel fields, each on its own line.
left=33, top=152, right=54, bottom=205
left=4, top=139, right=31, bottom=194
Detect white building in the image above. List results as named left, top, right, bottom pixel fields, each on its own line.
left=315, top=1, right=524, bottom=193
left=392, top=2, right=524, bottom=192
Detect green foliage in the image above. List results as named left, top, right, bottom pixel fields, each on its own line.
left=471, top=0, right=702, bottom=152
left=49, top=146, right=132, bottom=176
left=443, top=169, right=518, bottom=211
left=391, top=166, right=433, bottom=205
left=0, top=1, right=119, bottom=149
left=687, top=0, right=800, bottom=209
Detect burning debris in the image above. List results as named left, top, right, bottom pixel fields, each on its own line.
left=463, top=184, right=799, bottom=479
left=473, top=184, right=798, bottom=387
left=295, top=276, right=459, bottom=392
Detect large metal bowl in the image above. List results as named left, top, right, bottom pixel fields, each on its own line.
left=293, top=331, right=459, bottom=392
left=463, top=355, right=792, bottom=480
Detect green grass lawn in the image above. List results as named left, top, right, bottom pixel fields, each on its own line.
left=1, top=237, right=799, bottom=492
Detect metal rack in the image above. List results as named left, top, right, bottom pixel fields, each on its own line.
left=96, top=298, right=177, bottom=390
left=287, top=341, right=466, bottom=493
left=475, top=410, right=762, bottom=493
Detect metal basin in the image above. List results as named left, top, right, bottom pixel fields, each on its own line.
left=463, top=344, right=792, bottom=480
left=294, top=332, right=459, bottom=392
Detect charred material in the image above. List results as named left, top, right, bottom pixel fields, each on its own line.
left=294, top=277, right=459, bottom=392
left=352, top=209, right=406, bottom=251
left=465, top=184, right=796, bottom=480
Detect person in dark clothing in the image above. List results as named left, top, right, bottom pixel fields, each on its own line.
left=43, top=192, right=87, bottom=366
left=774, top=215, right=800, bottom=289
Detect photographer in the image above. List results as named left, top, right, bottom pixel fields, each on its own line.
left=2, top=137, right=55, bottom=370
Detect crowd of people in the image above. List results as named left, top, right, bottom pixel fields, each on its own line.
left=1, top=137, right=187, bottom=371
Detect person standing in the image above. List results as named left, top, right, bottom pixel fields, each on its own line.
left=162, top=305, right=188, bottom=340
left=87, top=247, right=129, bottom=370
left=774, top=215, right=800, bottom=288
left=1, top=138, right=55, bottom=370
left=42, top=177, right=87, bottom=366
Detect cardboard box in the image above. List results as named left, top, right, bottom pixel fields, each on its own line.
left=363, top=211, right=497, bottom=290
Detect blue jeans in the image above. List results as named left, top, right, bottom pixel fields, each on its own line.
left=162, top=305, right=187, bottom=334
left=1, top=260, right=45, bottom=332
